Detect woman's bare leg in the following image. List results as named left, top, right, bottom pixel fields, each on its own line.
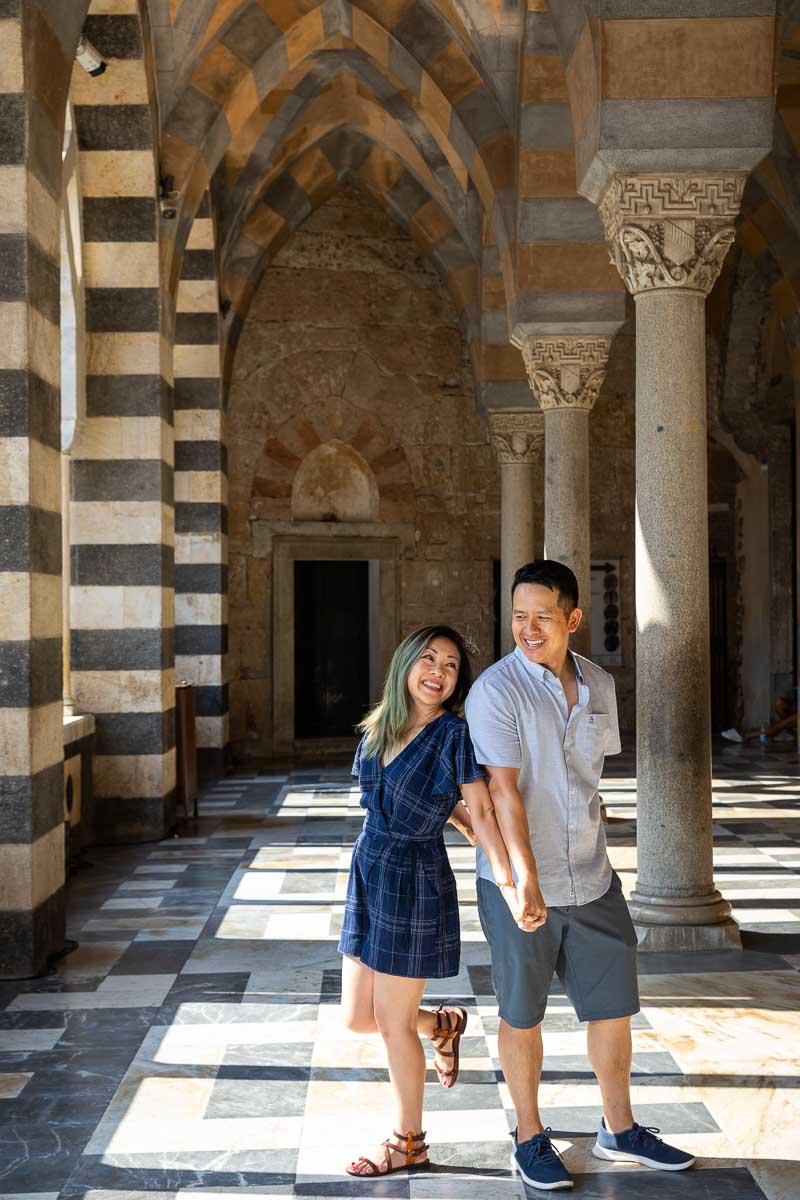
left=340, top=955, right=459, bottom=1074
left=341, top=954, right=378, bottom=1033
left=348, top=971, right=429, bottom=1175
left=375, top=973, right=429, bottom=1160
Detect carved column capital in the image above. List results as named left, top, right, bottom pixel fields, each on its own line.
left=598, top=172, right=745, bottom=296
left=488, top=410, right=544, bottom=464
left=519, top=336, right=611, bottom=413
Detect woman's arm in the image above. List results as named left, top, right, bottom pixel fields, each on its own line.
left=447, top=800, right=477, bottom=846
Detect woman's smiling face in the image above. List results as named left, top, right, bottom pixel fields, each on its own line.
left=406, top=636, right=460, bottom=709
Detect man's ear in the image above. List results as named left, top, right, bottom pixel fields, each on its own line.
left=568, top=607, right=583, bottom=634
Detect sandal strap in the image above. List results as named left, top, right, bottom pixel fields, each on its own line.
left=386, top=1130, right=428, bottom=1162
left=431, top=1004, right=457, bottom=1041
left=351, top=1156, right=381, bottom=1176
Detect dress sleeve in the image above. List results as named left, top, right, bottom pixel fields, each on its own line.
left=352, top=736, right=365, bottom=779
left=434, top=718, right=486, bottom=796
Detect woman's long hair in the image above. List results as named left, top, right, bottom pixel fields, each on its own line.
left=359, top=625, right=474, bottom=760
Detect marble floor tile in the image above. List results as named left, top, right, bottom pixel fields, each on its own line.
left=56, top=942, right=130, bottom=980
left=0, top=1029, right=64, bottom=1052
left=0, top=1073, right=32, bottom=1098
left=0, top=1193, right=60, bottom=1200
left=134, top=865, right=189, bottom=874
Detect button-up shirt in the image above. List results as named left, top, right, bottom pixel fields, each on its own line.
left=465, top=647, right=621, bottom=907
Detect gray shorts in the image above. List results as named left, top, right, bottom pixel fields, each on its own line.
left=476, top=872, right=640, bottom=1027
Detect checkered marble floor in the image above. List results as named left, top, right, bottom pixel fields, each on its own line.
left=1, top=746, right=799, bottom=1200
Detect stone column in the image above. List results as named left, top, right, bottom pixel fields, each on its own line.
left=519, top=337, right=611, bottom=657
left=489, top=412, right=544, bottom=656
left=599, top=173, right=744, bottom=950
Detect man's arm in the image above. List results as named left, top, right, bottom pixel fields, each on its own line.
left=484, top=764, right=546, bottom=930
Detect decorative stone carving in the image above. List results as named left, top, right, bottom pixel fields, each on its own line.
left=488, top=411, right=544, bottom=464
left=598, top=173, right=745, bottom=296
left=519, top=337, right=611, bottom=413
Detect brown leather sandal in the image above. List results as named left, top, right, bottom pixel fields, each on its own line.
left=430, top=1003, right=468, bottom=1088
left=346, top=1129, right=431, bottom=1178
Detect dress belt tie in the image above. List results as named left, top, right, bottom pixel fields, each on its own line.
left=361, top=822, right=443, bottom=908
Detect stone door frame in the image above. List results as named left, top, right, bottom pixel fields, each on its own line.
left=272, top=533, right=400, bottom=755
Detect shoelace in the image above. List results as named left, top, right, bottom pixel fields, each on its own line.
left=629, top=1125, right=663, bottom=1148
left=520, top=1128, right=561, bottom=1163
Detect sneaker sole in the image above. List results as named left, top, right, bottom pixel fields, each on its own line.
left=511, top=1150, right=574, bottom=1190
left=592, top=1144, right=695, bottom=1171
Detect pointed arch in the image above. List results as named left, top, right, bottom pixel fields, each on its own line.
left=159, top=1, right=515, bottom=311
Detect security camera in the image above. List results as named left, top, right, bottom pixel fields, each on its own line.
left=75, top=38, right=106, bottom=77
left=159, top=175, right=180, bottom=220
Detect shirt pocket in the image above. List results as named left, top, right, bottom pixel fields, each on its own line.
left=582, top=713, right=611, bottom=774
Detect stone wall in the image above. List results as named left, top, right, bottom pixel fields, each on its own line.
left=227, top=188, right=500, bottom=761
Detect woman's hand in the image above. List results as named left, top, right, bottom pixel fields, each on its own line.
left=499, top=877, right=546, bottom=932
left=516, top=875, right=547, bottom=931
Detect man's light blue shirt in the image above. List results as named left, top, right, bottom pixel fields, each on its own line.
left=465, top=647, right=621, bottom=908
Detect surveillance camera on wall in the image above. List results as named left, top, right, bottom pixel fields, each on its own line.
left=75, top=38, right=106, bottom=77
left=159, top=175, right=180, bottom=220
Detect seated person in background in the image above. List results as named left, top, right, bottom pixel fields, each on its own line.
left=721, top=696, right=797, bottom=744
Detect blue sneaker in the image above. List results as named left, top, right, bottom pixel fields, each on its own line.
left=593, top=1119, right=695, bottom=1171
left=510, top=1127, right=573, bottom=1191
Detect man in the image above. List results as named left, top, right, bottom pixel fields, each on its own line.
left=465, top=560, right=694, bottom=1191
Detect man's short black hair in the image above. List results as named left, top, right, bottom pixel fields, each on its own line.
left=512, top=560, right=579, bottom=612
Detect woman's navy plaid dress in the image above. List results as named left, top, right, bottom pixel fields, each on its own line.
left=338, top=711, right=484, bottom=979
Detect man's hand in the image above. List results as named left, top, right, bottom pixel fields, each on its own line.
left=516, top=876, right=547, bottom=931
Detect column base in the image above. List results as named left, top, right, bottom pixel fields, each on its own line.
left=629, top=889, right=742, bottom=952
left=633, top=918, right=741, bottom=953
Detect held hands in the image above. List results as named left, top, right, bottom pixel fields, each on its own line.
left=499, top=876, right=547, bottom=932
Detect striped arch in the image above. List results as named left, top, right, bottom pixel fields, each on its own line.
left=172, top=193, right=230, bottom=778
left=512, top=2, right=624, bottom=346
left=159, top=0, right=516, bottom=313
left=251, top=410, right=415, bottom=526
left=214, top=60, right=481, bottom=262
left=218, top=127, right=485, bottom=398
left=69, top=0, right=176, bottom=842
left=546, top=2, right=775, bottom=202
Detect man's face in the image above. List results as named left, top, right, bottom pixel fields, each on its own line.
left=511, top=582, right=582, bottom=672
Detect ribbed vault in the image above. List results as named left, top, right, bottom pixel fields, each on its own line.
left=219, top=123, right=483, bottom=395
left=159, top=0, right=517, bottom=316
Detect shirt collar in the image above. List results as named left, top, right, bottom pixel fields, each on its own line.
left=513, top=645, right=585, bottom=685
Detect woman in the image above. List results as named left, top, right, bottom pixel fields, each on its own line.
left=339, top=625, right=528, bottom=1178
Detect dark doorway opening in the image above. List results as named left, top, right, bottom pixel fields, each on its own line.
left=294, top=560, right=370, bottom=739
left=709, top=556, right=729, bottom=732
